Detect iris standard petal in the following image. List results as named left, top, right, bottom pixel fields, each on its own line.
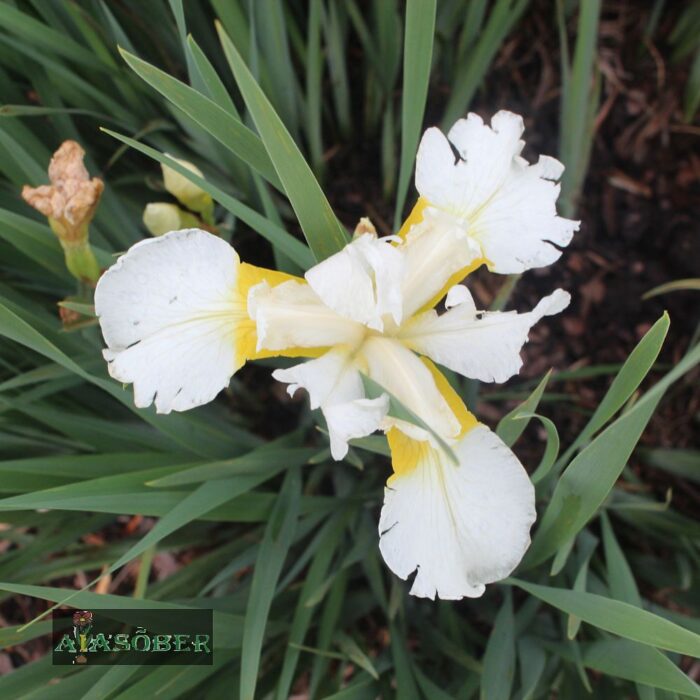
left=400, top=287, right=570, bottom=383
left=378, top=425, right=536, bottom=600
left=305, top=233, right=404, bottom=330
left=95, top=228, right=245, bottom=414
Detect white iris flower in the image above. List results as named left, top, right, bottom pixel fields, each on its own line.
left=410, top=110, right=580, bottom=274
left=95, top=220, right=569, bottom=600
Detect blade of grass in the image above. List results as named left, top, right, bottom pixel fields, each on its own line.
left=643, top=278, right=700, bottom=299
left=558, top=0, right=601, bottom=217
left=480, top=591, right=516, bottom=699
left=0, top=297, right=234, bottom=458
left=518, top=638, right=547, bottom=700
left=241, top=466, right=301, bottom=700
left=147, top=444, right=314, bottom=487
left=305, top=0, right=324, bottom=176
left=308, top=569, right=350, bottom=695
left=185, top=35, right=238, bottom=115
left=216, top=21, right=348, bottom=262
left=79, top=666, right=141, bottom=700
left=641, top=448, right=700, bottom=483
left=17, top=468, right=287, bottom=630
left=601, top=512, right=641, bottom=605
left=255, top=0, right=300, bottom=140
left=602, top=512, right=656, bottom=699
left=337, top=632, right=380, bottom=681
left=684, top=49, right=700, bottom=122
left=577, top=639, right=699, bottom=697
left=566, top=535, right=597, bottom=638
left=101, top=129, right=314, bottom=269
left=275, top=509, right=351, bottom=700
left=119, top=49, right=280, bottom=188
left=394, top=0, right=436, bottom=228
left=0, top=3, right=115, bottom=74
left=514, top=413, right=560, bottom=485
left=322, top=1, right=351, bottom=137
left=497, top=370, right=552, bottom=447
left=509, top=579, right=700, bottom=657
left=390, top=620, right=421, bottom=700
left=441, top=0, right=530, bottom=127
left=550, top=313, right=670, bottom=480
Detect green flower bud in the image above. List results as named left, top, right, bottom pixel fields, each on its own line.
left=143, top=202, right=199, bottom=237
left=161, top=157, right=213, bottom=219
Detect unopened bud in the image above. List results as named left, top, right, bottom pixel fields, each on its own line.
left=22, top=140, right=102, bottom=282
left=162, top=157, right=213, bottom=219
left=353, top=217, right=377, bottom=238
left=143, top=202, right=199, bottom=237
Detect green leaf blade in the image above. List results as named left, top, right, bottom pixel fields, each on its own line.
left=216, top=22, right=348, bottom=262
left=511, top=579, right=700, bottom=658
left=395, top=0, right=436, bottom=227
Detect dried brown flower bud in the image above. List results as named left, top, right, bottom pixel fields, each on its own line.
left=22, top=141, right=103, bottom=282
left=22, top=140, right=104, bottom=243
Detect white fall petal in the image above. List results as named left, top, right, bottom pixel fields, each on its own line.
left=95, top=229, right=243, bottom=413
left=415, top=110, right=579, bottom=274
left=272, top=347, right=389, bottom=460
left=400, top=287, right=571, bottom=383
left=378, top=425, right=536, bottom=600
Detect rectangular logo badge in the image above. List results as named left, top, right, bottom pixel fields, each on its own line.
left=52, top=609, right=213, bottom=665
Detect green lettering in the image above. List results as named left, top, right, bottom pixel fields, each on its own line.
left=54, top=635, right=76, bottom=653
left=192, top=635, right=211, bottom=654
left=172, top=634, right=190, bottom=651
left=151, top=634, right=172, bottom=652
left=88, top=633, right=111, bottom=652
left=113, top=633, right=130, bottom=651
left=131, top=631, right=151, bottom=652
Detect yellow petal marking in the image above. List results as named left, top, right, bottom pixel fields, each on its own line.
left=235, top=262, right=327, bottom=366
left=416, top=257, right=487, bottom=314
left=397, top=196, right=429, bottom=239
left=387, top=427, right=429, bottom=479
left=420, top=357, right=478, bottom=438
left=386, top=357, right=478, bottom=479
